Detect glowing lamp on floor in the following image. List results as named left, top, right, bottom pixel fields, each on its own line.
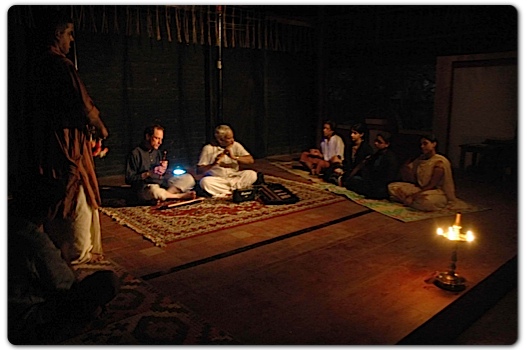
left=172, top=166, right=187, bottom=176
left=434, top=212, right=475, bottom=292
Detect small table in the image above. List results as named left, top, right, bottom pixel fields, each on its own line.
left=458, top=143, right=489, bottom=170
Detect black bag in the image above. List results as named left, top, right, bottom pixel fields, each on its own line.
left=233, top=188, right=257, bottom=203
left=258, top=183, right=299, bottom=205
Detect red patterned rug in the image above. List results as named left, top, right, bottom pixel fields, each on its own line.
left=33, top=260, right=239, bottom=345
left=100, top=176, right=346, bottom=246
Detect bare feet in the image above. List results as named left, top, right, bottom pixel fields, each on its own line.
left=89, top=253, right=105, bottom=263
left=165, top=191, right=197, bottom=200
left=176, top=191, right=196, bottom=200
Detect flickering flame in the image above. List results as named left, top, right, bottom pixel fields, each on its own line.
left=435, top=226, right=475, bottom=242
left=447, top=226, right=457, bottom=240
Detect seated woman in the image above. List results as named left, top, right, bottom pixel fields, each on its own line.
left=344, top=131, right=399, bottom=199
left=326, top=122, right=373, bottom=185
left=300, top=120, right=345, bottom=176
left=388, top=134, right=466, bottom=211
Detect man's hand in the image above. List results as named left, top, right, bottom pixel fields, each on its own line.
left=213, top=152, right=226, bottom=165
left=309, top=149, right=322, bottom=157
left=154, top=164, right=167, bottom=176
left=223, top=147, right=235, bottom=159
left=100, top=127, right=109, bottom=140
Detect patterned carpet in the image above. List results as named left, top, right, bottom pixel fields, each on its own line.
left=50, top=260, right=239, bottom=345
left=100, top=175, right=346, bottom=246
left=270, top=161, right=489, bottom=222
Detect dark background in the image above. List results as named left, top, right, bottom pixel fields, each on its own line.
left=7, top=5, right=517, bottom=190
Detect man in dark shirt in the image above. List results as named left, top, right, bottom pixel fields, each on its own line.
left=344, top=131, right=400, bottom=199
left=125, top=124, right=196, bottom=202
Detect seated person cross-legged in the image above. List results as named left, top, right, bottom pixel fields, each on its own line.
left=197, top=124, right=258, bottom=199
left=326, top=122, right=373, bottom=186
left=388, top=134, right=468, bottom=212
left=300, top=120, right=345, bottom=177
left=125, top=124, right=196, bottom=203
left=344, top=131, right=400, bottom=199
left=8, top=177, right=120, bottom=344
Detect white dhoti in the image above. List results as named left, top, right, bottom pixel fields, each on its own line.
left=48, top=184, right=102, bottom=265
left=199, top=170, right=257, bottom=198
left=167, top=173, right=196, bottom=193
left=70, top=185, right=102, bottom=264
left=138, top=173, right=196, bottom=201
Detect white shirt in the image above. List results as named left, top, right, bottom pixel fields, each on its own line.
left=320, top=134, right=345, bottom=161
left=197, top=141, right=251, bottom=178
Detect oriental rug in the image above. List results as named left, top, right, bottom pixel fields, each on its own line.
left=270, top=161, right=489, bottom=223
left=46, top=260, right=239, bottom=345
left=100, top=175, right=346, bottom=246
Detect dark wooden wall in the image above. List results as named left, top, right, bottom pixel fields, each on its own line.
left=8, top=11, right=317, bottom=188
left=8, top=5, right=517, bottom=191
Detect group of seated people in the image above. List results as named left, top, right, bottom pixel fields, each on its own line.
left=125, top=120, right=467, bottom=213
left=125, top=123, right=262, bottom=202
left=8, top=120, right=468, bottom=343
left=300, top=120, right=467, bottom=212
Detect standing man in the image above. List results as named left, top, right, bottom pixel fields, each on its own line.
left=125, top=124, right=196, bottom=202
left=197, top=124, right=258, bottom=198
left=26, top=11, right=108, bottom=264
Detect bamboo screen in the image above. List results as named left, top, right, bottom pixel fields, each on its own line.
left=11, top=5, right=315, bottom=54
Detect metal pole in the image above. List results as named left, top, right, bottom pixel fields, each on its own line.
left=216, top=5, right=223, bottom=123
left=73, top=36, right=78, bottom=70
left=70, top=6, right=78, bottom=70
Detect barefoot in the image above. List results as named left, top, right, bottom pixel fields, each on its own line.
left=177, top=191, right=196, bottom=200
left=89, top=253, right=105, bottom=263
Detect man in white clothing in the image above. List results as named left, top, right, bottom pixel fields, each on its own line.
left=197, top=124, right=258, bottom=198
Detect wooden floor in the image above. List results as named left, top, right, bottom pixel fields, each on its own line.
left=98, top=158, right=518, bottom=345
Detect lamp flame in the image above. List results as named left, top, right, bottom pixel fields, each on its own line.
left=435, top=220, right=475, bottom=242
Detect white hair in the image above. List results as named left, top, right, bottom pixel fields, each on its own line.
left=214, top=124, right=233, bottom=139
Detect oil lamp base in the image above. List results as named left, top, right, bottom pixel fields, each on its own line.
left=434, top=271, right=466, bottom=292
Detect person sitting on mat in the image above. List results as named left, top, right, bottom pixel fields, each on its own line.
left=343, top=131, right=400, bottom=199
left=388, top=134, right=468, bottom=211
left=300, top=120, right=345, bottom=177
left=8, top=176, right=120, bottom=344
left=327, top=122, right=373, bottom=186
left=196, top=124, right=260, bottom=198
left=126, top=124, right=196, bottom=203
